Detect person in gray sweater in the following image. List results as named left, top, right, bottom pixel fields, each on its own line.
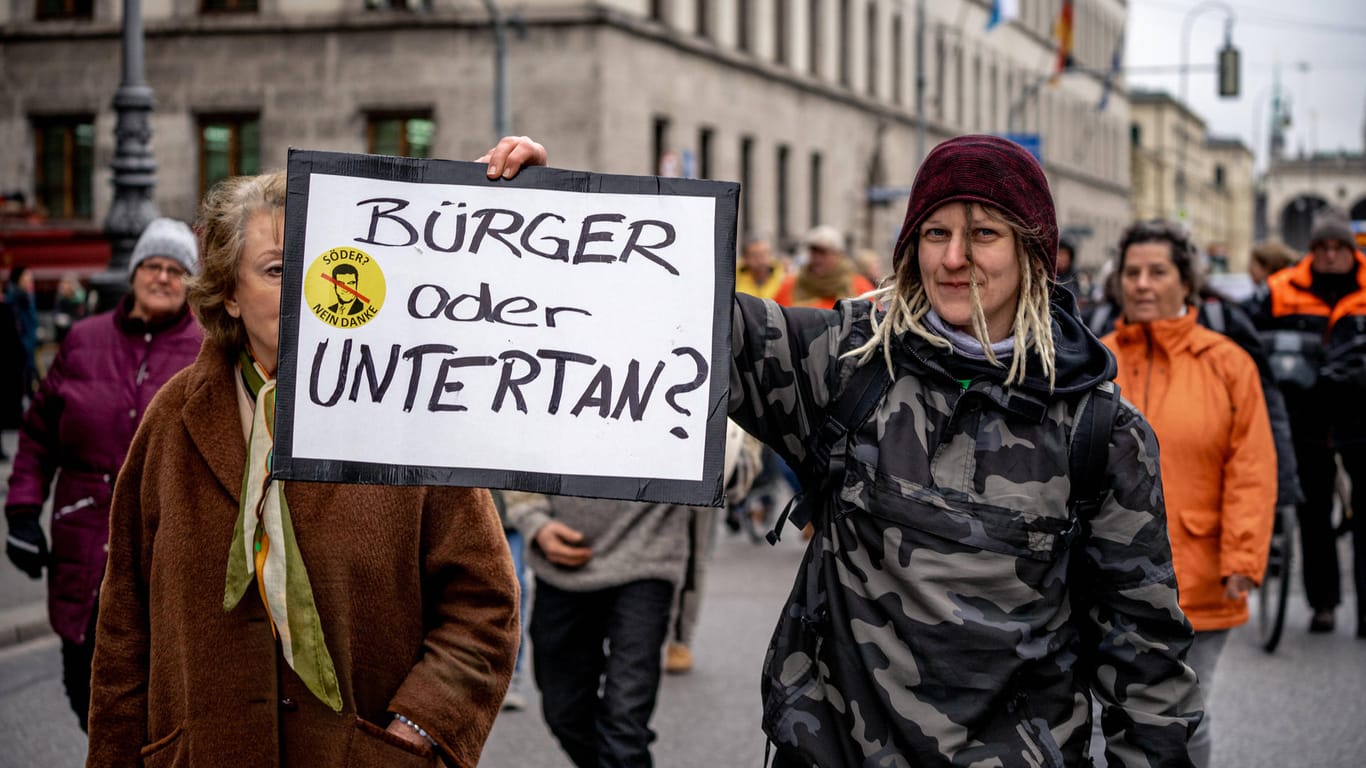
left=506, top=492, right=693, bottom=768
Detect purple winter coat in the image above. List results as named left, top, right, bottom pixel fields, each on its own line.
left=4, top=296, right=202, bottom=643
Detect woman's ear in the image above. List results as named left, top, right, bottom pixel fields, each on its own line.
left=224, top=295, right=241, bottom=319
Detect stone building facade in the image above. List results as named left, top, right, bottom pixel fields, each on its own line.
left=1129, top=89, right=1255, bottom=272
left=1262, top=151, right=1366, bottom=253
left=3, top=0, right=1132, bottom=276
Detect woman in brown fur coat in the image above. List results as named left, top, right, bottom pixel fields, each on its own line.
left=86, top=137, right=545, bottom=768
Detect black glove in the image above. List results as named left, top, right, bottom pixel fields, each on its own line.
left=5, top=508, right=48, bottom=579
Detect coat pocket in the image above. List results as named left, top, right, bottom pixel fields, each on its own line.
left=1177, top=507, right=1221, bottom=538
left=345, top=716, right=437, bottom=768
left=861, top=460, right=1075, bottom=562
left=850, top=459, right=1076, bottom=637
left=139, top=725, right=185, bottom=768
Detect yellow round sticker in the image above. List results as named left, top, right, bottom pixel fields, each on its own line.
left=305, top=247, right=386, bottom=329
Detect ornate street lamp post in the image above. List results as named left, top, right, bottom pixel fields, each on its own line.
left=93, top=0, right=159, bottom=310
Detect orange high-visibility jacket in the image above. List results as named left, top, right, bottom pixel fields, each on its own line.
left=1264, top=249, right=1366, bottom=343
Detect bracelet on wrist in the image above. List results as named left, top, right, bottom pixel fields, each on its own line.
left=393, top=713, right=437, bottom=747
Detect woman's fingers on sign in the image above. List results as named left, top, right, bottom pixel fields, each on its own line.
left=478, top=136, right=548, bottom=180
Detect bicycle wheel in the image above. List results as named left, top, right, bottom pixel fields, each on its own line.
left=1258, top=505, right=1295, bottom=654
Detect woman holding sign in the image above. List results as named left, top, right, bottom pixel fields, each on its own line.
left=342, top=135, right=1197, bottom=766
left=85, top=138, right=543, bottom=768
left=727, top=136, right=1203, bottom=767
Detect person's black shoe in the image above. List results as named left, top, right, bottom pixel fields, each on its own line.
left=1357, top=619, right=1366, bottom=640
left=1309, top=609, right=1335, bottom=634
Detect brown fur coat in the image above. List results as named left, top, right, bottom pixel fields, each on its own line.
left=86, top=343, right=519, bottom=768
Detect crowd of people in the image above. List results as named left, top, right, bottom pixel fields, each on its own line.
left=1, top=132, right=1363, bottom=768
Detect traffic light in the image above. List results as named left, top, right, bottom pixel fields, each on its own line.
left=1218, top=43, right=1240, bottom=98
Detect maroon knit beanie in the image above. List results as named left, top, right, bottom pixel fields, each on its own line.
left=892, top=134, right=1058, bottom=278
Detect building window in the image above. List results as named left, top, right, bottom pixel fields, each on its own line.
left=777, top=144, right=790, bottom=242
left=1130, top=123, right=1141, bottom=147
left=698, top=127, right=714, bottom=180
left=955, top=45, right=964, bottom=127
left=653, top=116, right=671, bottom=175
left=864, top=0, right=877, bottom=97
left=989, top=63, right=998, bottom=131
left=201, top=0, right=257, bottom=12
left=809, top=151, right=822, bottom=227
left=838, top=0, right=851, bottom=86
left=973, top=56, right=981, bottom=131
left=891, top=13, right=903, bottom=105
left=740, top=135, right=754, bottom=229
left=696, top=0, right=712, bottom=39
left=649, top=0, right=666, bottom=22
left=775, top=0, right=789, bottom=65
left=737, top=0, right=752, bottom=52
left=367, top=113, right=435, bottom=158
left=36, top=0, right=92, bottom=20
left=199, top=115, right=261, bottom=197
left=365, top=0, right=431, bottom=9
left=33, top=116, right=95, bottom=219
left=933, top=27, right=945, bottom=120
left=807, top=0, right=821, bottom=76
left=1005, top=69, right=1014, bottom=129
left=1213, top=164, right=1226, bottom=191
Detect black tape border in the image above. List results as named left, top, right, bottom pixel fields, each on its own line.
left=274, top=148, right=738, bottom=507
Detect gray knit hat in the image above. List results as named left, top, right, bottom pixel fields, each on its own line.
left=1309, top=207, right=1354, bottom=250
left=129, top=217, right=198, bottom=277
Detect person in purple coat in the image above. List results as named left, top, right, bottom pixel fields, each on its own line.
left=4, top=217, right=204, bottom=730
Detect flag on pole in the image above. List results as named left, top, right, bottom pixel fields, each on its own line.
left=986, top=0, right=1018, bottom=31
left=1049, top=0, right=1074, bottom=85
left=1096, top=33, right=1124, bottom=111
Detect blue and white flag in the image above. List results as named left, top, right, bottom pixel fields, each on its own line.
left=1096, top=34, right=1124, bottom=112
left=986, top=0, right=1018, bottom=30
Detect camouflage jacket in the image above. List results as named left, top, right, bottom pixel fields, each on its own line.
left=729, top=293, right=1202, bottom=768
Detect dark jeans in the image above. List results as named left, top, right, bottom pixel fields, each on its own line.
left=1337, top=444, right=1366, bottom=619
left=530, top=577, right=673, bottom=768
left=1292, top=424, right=1366, bottom=618
left=506, top=529, right=528, bottom=676
left=61, top=608, right=98, bottom=732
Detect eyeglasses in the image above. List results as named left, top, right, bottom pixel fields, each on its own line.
left=136, top=262, right=188, bottom=280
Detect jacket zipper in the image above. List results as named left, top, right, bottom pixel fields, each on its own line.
left=55, top=496, right=97, bottom=520
left=1142, top=325, right=1154, bottom=412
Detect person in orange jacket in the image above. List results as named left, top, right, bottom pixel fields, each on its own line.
left=1253, top=207, right=1366, bottom=640
left=772, top=225, right=874, bottom=308
left=1101, top=219, right=1277, bottom=768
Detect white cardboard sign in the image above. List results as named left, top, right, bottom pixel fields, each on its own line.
left=273, top=150, right=738, bottom=506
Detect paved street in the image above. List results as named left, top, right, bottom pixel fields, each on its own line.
left=2, top=497, right=1364, bottom=767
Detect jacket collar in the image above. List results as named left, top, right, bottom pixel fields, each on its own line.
left=1284, top=248, right=1366, bottom=294
left=181, top=341, right=247, bottom=504
left=894, top=287, right=1116, bottom=407
left=115, top=293, right=193, bottom=336
left=896, top=332, right=1051, bottom=423
left=1113, top=306, right=1215, bottom=357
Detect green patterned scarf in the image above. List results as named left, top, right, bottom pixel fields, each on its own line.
left=223, top=349, right=342, bottom=712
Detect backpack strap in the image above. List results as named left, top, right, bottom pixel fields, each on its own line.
left=1064, top=380, right=1120, bottom=694
left=1204, top=299, right=1226, bottom=335
left=1087, top=303, right=1113, bottom=338
left=1067, top=380, right=1119, bottom=517
left=767, top=359, right=892, bottom=545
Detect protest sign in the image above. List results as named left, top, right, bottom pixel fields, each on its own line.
left=272, top=149, right=738, bottom=507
